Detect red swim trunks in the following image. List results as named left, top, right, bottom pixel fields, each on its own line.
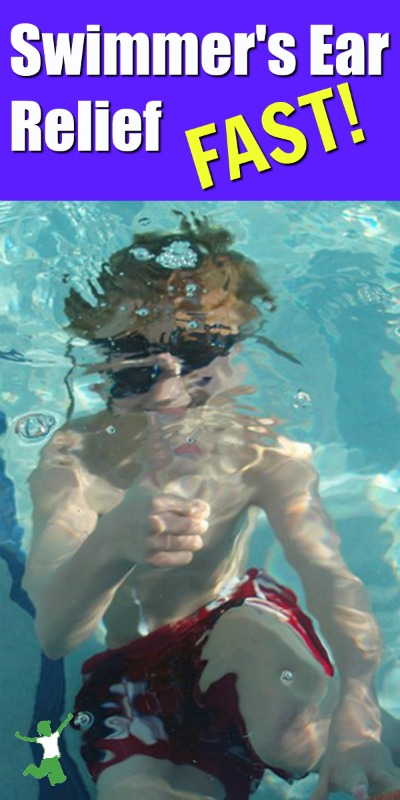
left=72, top=569, right=334, bottom=799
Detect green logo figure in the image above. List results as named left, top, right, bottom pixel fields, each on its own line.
left=15, top=713, right=73, bottom=786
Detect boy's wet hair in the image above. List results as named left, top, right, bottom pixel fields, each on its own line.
left=64, top=215, right=276, bottom=343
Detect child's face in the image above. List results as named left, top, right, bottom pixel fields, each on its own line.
left=106, top=346, right=246, bottom=413
left=107, top=353, right=201, bottom=412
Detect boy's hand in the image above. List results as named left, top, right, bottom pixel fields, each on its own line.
left=104, top=492, right=210, bottom=568
left=146, top=495, right=210, bottom=567
left=311, top=701, right=400, bottom=799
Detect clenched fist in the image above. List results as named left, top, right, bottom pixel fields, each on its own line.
left=146, top=494, right=210, bottom=567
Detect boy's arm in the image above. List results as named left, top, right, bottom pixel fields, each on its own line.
left=255, top=438, right=399, bottom=799
left=257, top=440, right=380, bottom=683
left=23, top=427, right=209, bottom=659
left=22, top=428, right=136, bottom=660
left=57, top=713, right=73, bottom=734
left=15, top=732, right=37, bottom=742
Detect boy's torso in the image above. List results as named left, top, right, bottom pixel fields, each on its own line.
left=71, top=405, right=272, bottom=645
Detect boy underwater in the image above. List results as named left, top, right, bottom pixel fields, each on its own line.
left=23, top=217, right=400, bottom=799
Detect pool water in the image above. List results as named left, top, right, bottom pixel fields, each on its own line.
left=1, top=201, right=399, bottom=800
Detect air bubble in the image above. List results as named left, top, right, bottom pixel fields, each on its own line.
left=130, top=247, right=152, bottom=261
left=280, top=670, right=293, bottom=684
left=73, top=711, right=94, bottom=730
left=185, top=282, right=198, bottom=297
left=106, top=425, right=116, bottom=435
left=136, top=308, right=149, bottom=317
left=15, top=413, right=56, bottom=441
left=155, top=241, right=198, bottom=270
left=292, top=390, right=312, bottom=410
left=263, top=300, right=275, bottom=311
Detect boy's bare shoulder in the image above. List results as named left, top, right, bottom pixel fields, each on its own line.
left=61, top=409, right=119, bottom=439
left=30, top=411, right=130, bottom=518
left=36, top=410, right=111, bottom=465
left=260, top=435, right=313, bottom=464
left=39, top=410, right=147, bottom=485
left=252, top=435, right=317, bottom=504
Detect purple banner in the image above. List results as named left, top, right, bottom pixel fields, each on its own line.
left=1, top=0, right=398, bottom=199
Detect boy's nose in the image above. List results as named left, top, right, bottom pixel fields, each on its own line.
left=152, top=353, right=191, bottom=405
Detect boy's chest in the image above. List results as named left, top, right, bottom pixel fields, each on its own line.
left=137, top=420, right=257, bottom=518
left=104, top=406, right=258, bottom=476
left=83, top=412, right=261, bottom=521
